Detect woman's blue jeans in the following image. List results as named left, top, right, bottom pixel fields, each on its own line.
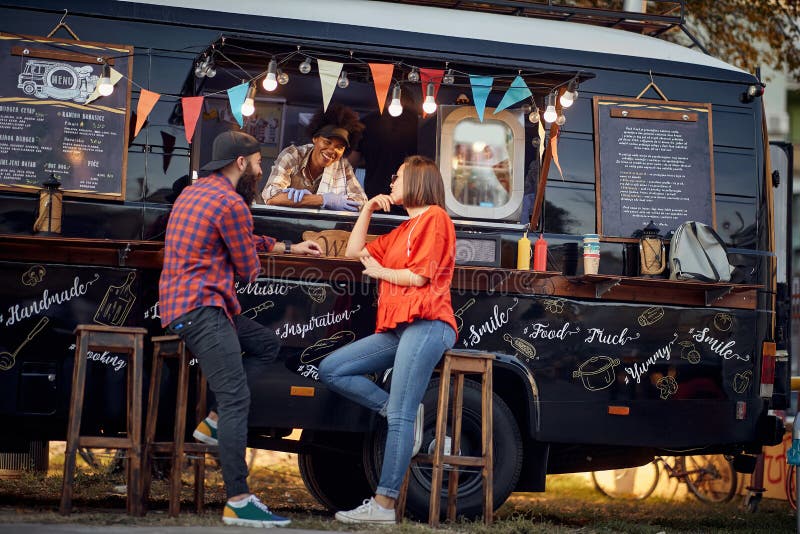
left=318, top=319, right=456, bottom=499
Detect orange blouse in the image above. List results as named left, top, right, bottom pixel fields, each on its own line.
left=366, top=205, right=457, bottom=336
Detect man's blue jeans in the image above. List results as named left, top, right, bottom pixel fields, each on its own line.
left=168, top=306, right=279, bottom=499
left=318, top=319, right=456, bottom=499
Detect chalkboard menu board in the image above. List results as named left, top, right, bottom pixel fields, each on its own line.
left=592, top=96, right=715, bottom=239
left=0, top=34, right=132, bottom=200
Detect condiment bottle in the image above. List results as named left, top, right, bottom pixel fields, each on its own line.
left=533, top=234, right=548, bottom=271
left=517, top=229, right=531, bottom=270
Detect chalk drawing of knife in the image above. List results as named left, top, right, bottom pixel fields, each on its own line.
left=0, top=316, right=49, bottom=371
left=242, top=300, right=275, bottom=320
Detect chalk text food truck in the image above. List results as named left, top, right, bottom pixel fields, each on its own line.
left=0, top=0, right=790, bottom=518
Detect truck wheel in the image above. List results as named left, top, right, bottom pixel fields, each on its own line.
left=297, top=430, right=374, bottom=512
left=363, top=378, right=523, bottom=520
left=20, top=82, right=36, bottom=95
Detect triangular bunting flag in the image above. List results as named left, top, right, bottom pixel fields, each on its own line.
left=494, top=75, right=531, bottom=114
left=317, top=59, right=343, bottom=112
left=469, top=75, right=493, bottom=122
left=368, top=63, right=394, bottom=114
left=182, top=96, right=204, bottom=144
left=133, top=89, right=160, bottom=138
left=85, top=66, right=123, bottom=105
left=420, top=68, right=444, bottom=118
left=227, top=82, right=249, bottom=127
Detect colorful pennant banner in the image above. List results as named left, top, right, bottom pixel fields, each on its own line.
left=368, top=63, right=394, bottom=115
left=181, top=96, right=204, bottom=144
left=469, top=75, right=493, bottom=122
left=226, top=82, right=249, bottom=127
left=133, top=89, right=160, bottom=138
left=494, top=75, right=532, bottom=114
left=317, top=59, right=343, bottom=112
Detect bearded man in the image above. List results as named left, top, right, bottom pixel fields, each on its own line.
left=159, top=131, right=321, bottom=528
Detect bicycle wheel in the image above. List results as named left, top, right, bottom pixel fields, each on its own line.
left=591, top=462, right=659, bottom=500
left=787, top=464, right=796, bottom=511
left=681, top=455, right=737, bottom=503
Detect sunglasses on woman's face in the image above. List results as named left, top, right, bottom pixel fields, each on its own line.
left=390, top=174, right=399, bottom=184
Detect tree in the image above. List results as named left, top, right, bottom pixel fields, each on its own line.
left=565, top=1, right=800, bottom=79
left=678, top=1, right=800, bottom=79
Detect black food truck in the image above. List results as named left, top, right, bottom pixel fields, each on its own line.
left=0, top=0, right=791, bottom=518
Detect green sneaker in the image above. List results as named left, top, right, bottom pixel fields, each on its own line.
left=223, top=494, right=291, bottom=528
left=193, top=417, right=218, bottom=446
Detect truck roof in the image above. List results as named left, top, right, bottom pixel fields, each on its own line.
left=120, top=0, right=745, bottom=75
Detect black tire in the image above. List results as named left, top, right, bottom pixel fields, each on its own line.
left=681, top=455, right=737, bottom=503
left=297, top=430, right=374, bottom=512
left=787, top=465, right=796, bottom=511
left=363, top=377, right=523, bottom=521
left=591, top=462, right=659, bottom=500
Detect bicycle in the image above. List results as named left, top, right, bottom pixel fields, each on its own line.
left=592, top=455, right=737, bottom=503
left=786, top=464, right=797, bottom=510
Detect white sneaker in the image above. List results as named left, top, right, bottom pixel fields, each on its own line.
left=334, top=497, right=395, bottom=524
left=412, top=403, right=424, bottom=456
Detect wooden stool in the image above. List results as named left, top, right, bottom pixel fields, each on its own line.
left=60, top=325, right=147, bottom=516
left=396, top=349, right=494, bottom=526
left=142, top=335, right=217, bottom=516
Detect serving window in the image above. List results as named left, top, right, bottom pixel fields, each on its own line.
left=439, top=106, right=525, bottom=221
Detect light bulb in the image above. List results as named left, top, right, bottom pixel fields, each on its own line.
left=206, top=66, right=216, bottom=78
left=555, top=113, right=566, bottom=126
left=422, top=84, right=437, bottom=114
left=194, top=64, right=205, bottom=78
left=262, top=59, right=278, bottom=91
left=407, top=68, right=419, bottom=83
left=560, top=79, right=578, bottom=108
left=241, top=98, right=255, bottom=117
left=97, top=65, right=114, bottom=96
left=299, top=58, right=312, bottom=74
left=388, top=85, right=403, bottom=117
left=528, top=108, right=540, bottom=124
left=443, top=68, right=455, bottom=85
left=543, top=93, right=557, bottom=123
left=277, top=69, right=289, bottom=85
left=241, top=84, right=256, bottom=117
left=337, top=71, right=349, bottom=89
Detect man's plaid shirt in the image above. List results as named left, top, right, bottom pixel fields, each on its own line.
left=261, top=143, right=367, bottom=203
left=159, top=173, right=276, bottom=326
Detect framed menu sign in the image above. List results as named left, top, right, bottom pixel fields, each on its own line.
left=0, top=33, right=133, bottom=200
left=592, top=96, right=715, bottom=240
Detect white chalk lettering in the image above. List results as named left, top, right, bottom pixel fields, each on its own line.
left=276, top=306, right=361, bottom=339
left=624, top=333, right=678, bottom=384
left=465, top=298, right=518, bottom=347
left=235, top=281, right=291, bottom=297
left=5, top=274, right=99, bottom=327
left=525, top=322, right=581, bottom=340
left=584, top=327, right=640, bottom=346
left=691, top=327, right=750, bottom=361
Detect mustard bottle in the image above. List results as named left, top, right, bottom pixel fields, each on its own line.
left=517, top=227, right=531, bottom=270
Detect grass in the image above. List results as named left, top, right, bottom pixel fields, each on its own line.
left=0, top=445, right=794, bottom=533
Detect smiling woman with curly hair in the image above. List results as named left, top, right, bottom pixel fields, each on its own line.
left=261, top=103, right=367, bottom=211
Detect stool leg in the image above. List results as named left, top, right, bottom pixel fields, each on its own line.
left=482, top=360, right=493, bottom=525
left=127, top=336, right=144, bottom=516
left=194, top=369, right=208, bottom=514
left=142, top=341, right=165, bottom=514
left=169, top=346, right=190, bottom=517
left=429, top=358, right=452, bottom=527
left=60, top=333, right=89, bottom=515
left=396, top=467, right=411, bottom=523
left=446, top=371, right=465, bottom=522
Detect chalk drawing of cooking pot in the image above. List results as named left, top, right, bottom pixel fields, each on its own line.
left=573, top=356, right=620, bottom=391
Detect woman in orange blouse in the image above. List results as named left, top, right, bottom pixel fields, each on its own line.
left=319, top=155, right=457, bottom=524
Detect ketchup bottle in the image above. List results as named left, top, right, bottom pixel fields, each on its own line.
left=533, top=234, right=548, bottom=271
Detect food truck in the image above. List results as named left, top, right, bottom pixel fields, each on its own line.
left=0, top=0, right=791, bottom=519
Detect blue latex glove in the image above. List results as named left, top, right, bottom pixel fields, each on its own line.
left=282, top=188, right=312, bottom=203
left=321, top=192, right=360, bottom=212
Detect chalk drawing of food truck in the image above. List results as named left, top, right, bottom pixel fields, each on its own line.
left=17, top=60, right=98, bottom=103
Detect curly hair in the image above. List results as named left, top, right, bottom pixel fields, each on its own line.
left=306, top=103, right=365, bottom=148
